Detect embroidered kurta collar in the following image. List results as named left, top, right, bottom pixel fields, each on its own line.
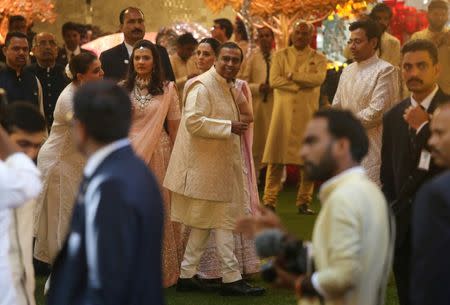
left=355, top=53, right=379, bottom=69
left=210, top=66, right=235, bottom=88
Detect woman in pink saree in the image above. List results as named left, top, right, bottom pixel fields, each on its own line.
left=122, top=40, right=183, bottom=288
left=183, top=38, right=260, bottom=281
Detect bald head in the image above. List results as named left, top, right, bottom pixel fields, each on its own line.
left=291, top=21, right=314, bottom=50
left=32, top=32, right=58, bottom=67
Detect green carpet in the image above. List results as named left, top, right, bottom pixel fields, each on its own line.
left=35, top=186, right=400, bottom=305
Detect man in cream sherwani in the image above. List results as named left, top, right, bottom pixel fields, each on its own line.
left=237, top=109, right=393, bottom=305
left=333, top=19, right=399, bottom=185
left=164, top=42, right=264, bottom=296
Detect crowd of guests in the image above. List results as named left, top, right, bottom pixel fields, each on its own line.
left=0, top=0, right=449, bottom=305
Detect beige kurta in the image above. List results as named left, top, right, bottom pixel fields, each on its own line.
left=262, top=46, right=327, bottom=165
left=410, top=27, right=450, bottom=94
left=299, top=168, right=392, bottom=305
left=241, top=47, right=274, bottom=173
left=333, top=54, right=399, bottom=184
left=236, top=40, right=250, bottom=79
left=164, top=67, right=248, bottom=230
left=343, top=32, right=401, bottom=67
left=169, top=53, right=198, bottom=99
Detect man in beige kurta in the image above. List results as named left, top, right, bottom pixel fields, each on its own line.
left=262, top=22, right=327, bottom=214
left=242, top=27, right=275, bottom=181
left=333, top=19, right=399, bottom=185
left=410, top=0, right=449, bottom=94
left=164, top=43, right=264, bottom=296
left=169, top=33, right=199, bottom=99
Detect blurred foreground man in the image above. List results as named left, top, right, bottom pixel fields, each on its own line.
left=238, top=109, right=393, bottom=305
left=3, top=103, right=46, bottom=305
left=48, top=81, right=164, bottom=305
left=411, top=100, right=450, bottom=305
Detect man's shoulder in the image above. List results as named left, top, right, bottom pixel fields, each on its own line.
left=411, top=29, right=428, bottom=40
left=385, top=98, right=409, bottom=119
left=423, top=171, right=450, bottom=195
left=384, top=32, right=401, bottom=44
left=100, top=43, right=125, bottom=59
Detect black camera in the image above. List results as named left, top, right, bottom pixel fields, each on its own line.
left=255, top=229, right=311, bottom=283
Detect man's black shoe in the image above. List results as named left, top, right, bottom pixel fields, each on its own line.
left=298, top=204, right=316, bottom=215
left=200, top=278, right=221, bottom=291
left=219, top=279, right=266, bottom=296
left=176, top=275, right=207, bottom=292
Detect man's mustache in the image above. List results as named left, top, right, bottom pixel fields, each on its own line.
left=132, top=29, right=143, bottom=34
left=407, top=77, right=423, bottom=84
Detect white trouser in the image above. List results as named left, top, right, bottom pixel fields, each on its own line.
left=180, top=228, right=242, bottom=283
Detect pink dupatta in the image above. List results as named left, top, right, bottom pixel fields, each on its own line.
left=130, top=82, right=178, bottom=165
left=234, top=80, right=261, bottom=216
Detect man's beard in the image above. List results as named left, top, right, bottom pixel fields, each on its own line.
left=303, top=143, right=337, bottom=182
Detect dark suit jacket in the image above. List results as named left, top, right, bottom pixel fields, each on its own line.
left=100, top=42, right=175, bottom=82
left=411, top=171, right=450, bottom=305
left=380, top=88, right=449, bottom=246
left=56, top=47, right=91, bottom=67
left=47, top=145, right=164, bottom=305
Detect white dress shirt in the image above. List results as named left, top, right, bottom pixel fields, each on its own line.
left=82, top=139, right=130, bottom=289
left=410, top=84, right=439, bottom=134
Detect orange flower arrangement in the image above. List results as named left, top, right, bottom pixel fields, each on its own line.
left=0, top=0, right=57, bottom=44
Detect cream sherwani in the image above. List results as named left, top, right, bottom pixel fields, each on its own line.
left=344, top=32, right=401, bottom=66
left=169, top=53, right=198, bottom=100
left=411, top=27, right=450, bottom=94
left=242, top=47, right=274, bottom=177
left=8, top=201, right=36, bottom=305
left=164, top=67, right=249, bottom=283
left=299, top=167, right=392, bottom=305
left=333, top=54, right=399, bottom=184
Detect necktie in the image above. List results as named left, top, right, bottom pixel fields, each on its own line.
left=263, top=52, right=271, bottom=102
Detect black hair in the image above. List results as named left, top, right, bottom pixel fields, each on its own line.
left=8, top=15, right=26, bottom=28
left=214, top=18, right=234, bottom=39
left=119, top=7, right=145, bottom=25
left=428, top=0, right=448, bottom=11
left=349, top=19, right=382, bottom=49
left=62, top=22, right=82, bottom=36
left=401, top=39, right=439, bottom=65
left=258, top=26, right=275, bottom=38
left=1, top=102, right=46, bottom=134
left=235, top=18, right=248, bottom=41
left=4, top=31, right=28, bottom=47
left=123, top=39, right=165, bottom=95
left=313, top=109, right=369, bottom=163
left=370, top=3, right=393, bottom=19
left=199, top=38, right=221, bottom=53
left=73, top=80, right=131, bottom=143
left=177, top=33, right=198, bottom=46
left=69, top=52, right=98, bottom=82
left=216, top=41, right=243, bottom=62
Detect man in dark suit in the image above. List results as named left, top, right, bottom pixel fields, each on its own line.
left=380, top=39, right=449, bottom=305
left=47, top=81, right=164, bottom=305
left=411, top=100, right=450, bottom=305
left=100, top=7, right=175, bottom=82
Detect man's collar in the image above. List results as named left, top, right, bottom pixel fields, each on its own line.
left=84, top=138, right=130, bottom=178
left=410, top=84, right=439, bottom=110
left=124, top=41, right=133, bottom=58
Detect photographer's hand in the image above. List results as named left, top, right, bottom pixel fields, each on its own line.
left=236, top=205, right=283, bottom=238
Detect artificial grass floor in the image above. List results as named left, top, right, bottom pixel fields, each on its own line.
left=35, top=186, right=400, bottom=305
